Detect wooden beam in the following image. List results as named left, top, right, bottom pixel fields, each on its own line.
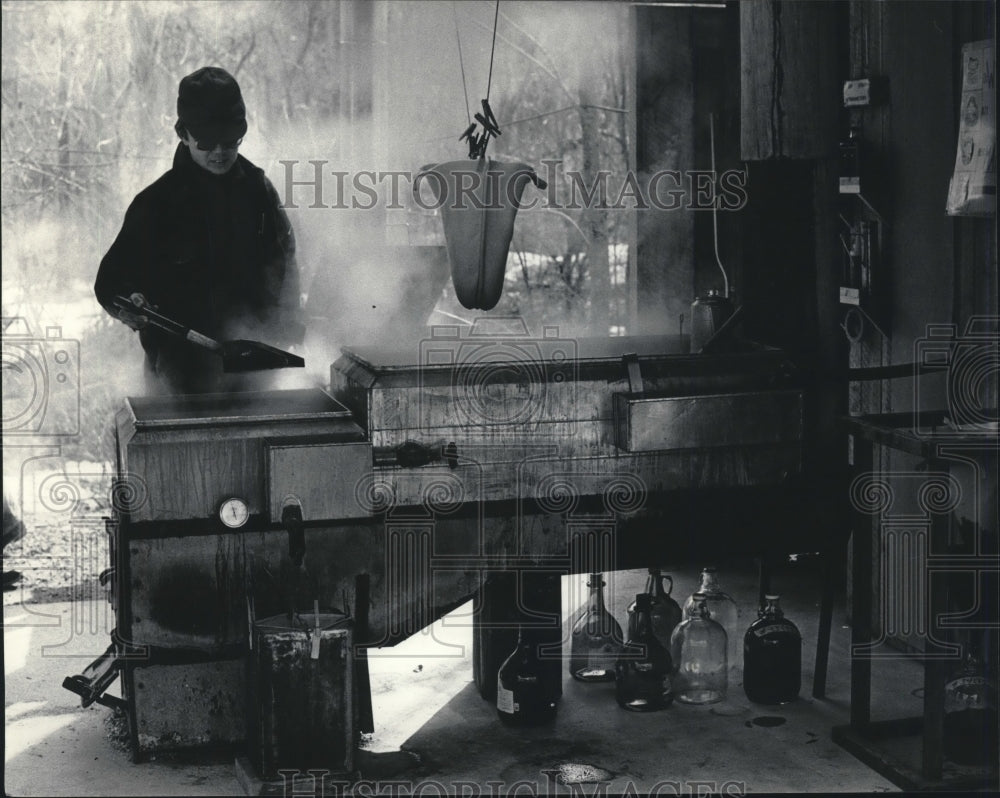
left=740, top=0, right=839, bottom=160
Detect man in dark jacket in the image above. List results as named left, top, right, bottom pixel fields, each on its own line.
left=95, top=66, right=302, bottom=394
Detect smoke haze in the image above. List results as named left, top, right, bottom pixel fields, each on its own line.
left=3, top=0, right=638, bottom=464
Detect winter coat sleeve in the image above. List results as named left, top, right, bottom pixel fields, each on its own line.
left=94, top=193, right=154, bottom=321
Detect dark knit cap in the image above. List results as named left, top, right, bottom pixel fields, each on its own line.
left=176, top=66, right=248, bottom=143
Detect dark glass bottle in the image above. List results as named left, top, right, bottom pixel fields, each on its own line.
left=626, top=568, right=683, bottom=652
left=671, top=596, right=728, bottom=704
left=743, top=594, right=801, bottom=705
left=473, top=571, right=519, bottom=703
left=615, top=593, right=673, bottom=712
left=943, top=648, right=999, bottom=767
left=496, top=626, right=559, bottom=725
left=569, top=573, right=624, bottom=682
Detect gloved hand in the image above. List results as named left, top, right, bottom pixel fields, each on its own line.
left=118, top=292, right=151, bottom=331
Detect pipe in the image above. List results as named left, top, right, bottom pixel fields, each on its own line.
left=709, top=113, right=730, bottom=299
left=282, top=500, right=305, bottom=568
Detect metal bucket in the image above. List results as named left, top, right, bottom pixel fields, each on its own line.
left=250, top=612, right=355, bottom=779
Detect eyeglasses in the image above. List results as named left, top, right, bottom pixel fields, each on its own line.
left=193, top=137, right=243, bottom=152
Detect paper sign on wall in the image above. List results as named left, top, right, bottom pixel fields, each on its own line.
left=946, top=40, right=995, bottom=216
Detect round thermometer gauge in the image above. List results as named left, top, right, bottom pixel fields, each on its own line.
left=219, top=497, right=250, bottom=529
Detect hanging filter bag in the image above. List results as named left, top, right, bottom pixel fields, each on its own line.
left=417, top=157, right=544, bottom=311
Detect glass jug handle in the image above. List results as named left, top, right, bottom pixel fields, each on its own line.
left=660, top=574, right=673, bottom=596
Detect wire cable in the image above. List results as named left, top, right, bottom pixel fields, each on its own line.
left=452, top=2, right=472, bottom=125
left=485, top=0, right=501, bottom=103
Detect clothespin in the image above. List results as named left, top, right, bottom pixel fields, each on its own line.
left=623, top=352, right=643, bottom=394
left=459, top=98, right=503, bottom=160
left=474, top=112, right=501, bottom=138
left=310, top=599, right=321, bottom=660
left=460, top=123, right=483, bottom=159
left=480, top=98, right=502, bottom=135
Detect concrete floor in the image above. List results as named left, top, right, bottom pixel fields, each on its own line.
left=4, top=558, right=926, bottom=796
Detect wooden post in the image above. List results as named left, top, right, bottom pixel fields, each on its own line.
left=849, top=435, right=873, bottom=729
left=740, top=0, right=839, bottom=161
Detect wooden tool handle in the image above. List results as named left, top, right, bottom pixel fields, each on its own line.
left=112, top=295, right=223, bottom=352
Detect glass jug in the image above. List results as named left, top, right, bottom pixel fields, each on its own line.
left=671, top=595, right=727, bottom=705
left=683, top=567, right=740, bottom=677
left=615, top=593, right=673, bottom=711
left=743, top=594, right=801, bottom=705
left=943, top=648, right=998, bottom=767
left=569, top=573, right=623, bottom=682
left=627, top=567, right=683, bottom=652
left=497, top=625, right=560, bottom=725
